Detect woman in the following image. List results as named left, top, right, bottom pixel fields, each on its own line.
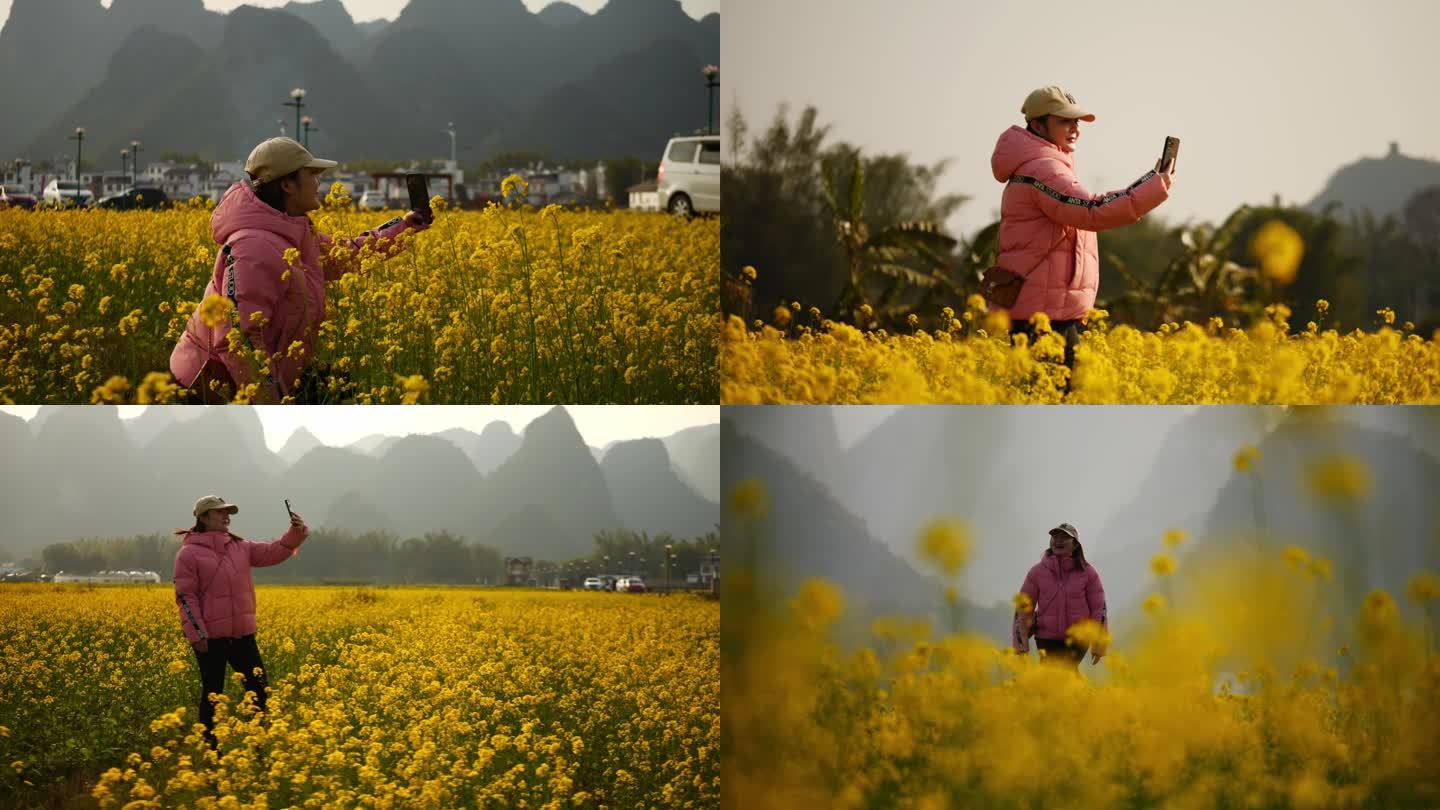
left=1012, top=522, right=1107, bottom=669
left=170, top=137, right=433, bottom=403
left=173, top=495, right=307, bottom=748
left=989, top=85, right=1175, bottom=369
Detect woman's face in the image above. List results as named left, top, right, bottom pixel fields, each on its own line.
left=1049, top=531, right=1074, bottom=557
left=200, top=508, right=232, bottom=532
left=1037, top=115, right=1082, bottom=153
left=282, top=168, right=325, bottom=215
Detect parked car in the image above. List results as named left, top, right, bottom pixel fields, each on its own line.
left=583, top=576, right=604, bottom=591
left=657, top=134, right=719, bottom=217
left=42, top=179, right=95, bottom=208
left=97, top=186, right=169, bottom=210
left=358, top=189, right=387, bottom=210
left=1, top=186, right=38, bottom=209
left=615, top=577, right=647, bottom=593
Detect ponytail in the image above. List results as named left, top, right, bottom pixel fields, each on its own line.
left=1072, top=540, right=1088, bottom=571
left=173, top=519, right=205, bottom=537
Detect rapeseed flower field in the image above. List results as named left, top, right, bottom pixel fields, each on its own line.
left=723, top=475, right=1440, bottom=808
left=0, top=586, right=718, bottom=808
left=0, top=188, right=718, bottom=404
left=722, top=295, right=1440, bottom=403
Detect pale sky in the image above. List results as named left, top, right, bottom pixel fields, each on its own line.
left=0, top=0, right=720, bottom=27
left=724, top=0, right=1440, bottom=239
left=0, top=405, right=718, bottom=452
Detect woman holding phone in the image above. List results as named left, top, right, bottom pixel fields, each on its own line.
left=173, top=495, right=307, bottom=748
left=988, top=86, right=1175, bottom=370
left=169, top=137, right=434, bottom=403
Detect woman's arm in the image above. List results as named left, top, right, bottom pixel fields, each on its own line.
left=1012, top=569, right=1040, bottom=653
left=1086, top=569, right=1108, bottom=658
left=174, top=550, right=208, bottom=648
left=247, top=523, right=308, bottom=568
left=318, top=211, right=431, bottom=281
left=222, top=237, right=301, bottom=399
left=1018, top=158, right=1170, bottom=233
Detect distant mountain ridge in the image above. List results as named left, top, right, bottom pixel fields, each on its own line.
left=1307, top=142, right=1440, bottom=222
left=0, top=406, right=718, bottom=562
left=0, top=0, right=719, bottom=164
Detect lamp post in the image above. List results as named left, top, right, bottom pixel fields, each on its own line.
left=703, top=65, right=719, bottom=134
left=301, top=116, right=318, bottom=149
left=130, top=140, right=143, bottom=188
left=665, top=543, right=672, bottom=592
left=120, top=150, right=129, bottom=190
left=284, top=88, right=307, bottom=143
left=68, top=128, right=85, bottom=200
left=445, top=121, right=456, bottom=165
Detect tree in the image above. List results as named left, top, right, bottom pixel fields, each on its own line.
left=723, top=105, right=968, bottom=326
left=602, top=156, right=645, bottom=206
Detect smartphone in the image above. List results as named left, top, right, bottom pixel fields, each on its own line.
left=1159, top=136, right=1180, bottom=174
left=405, top=173, right=431, bottom=218
left=284, top=499, right=294, bottom=519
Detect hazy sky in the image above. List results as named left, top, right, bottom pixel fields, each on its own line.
left=723, top=0, right=1440, bottom=238
left=0, top=0, right=720, bottom=27
left=0, top=405, right=718, bottom=452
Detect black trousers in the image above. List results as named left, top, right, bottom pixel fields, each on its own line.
left=1010, top=318, right=1085, bottom=370
left=1034, top=637, right=1085, bottom=669
left=192, top=634, right=269, bottom=747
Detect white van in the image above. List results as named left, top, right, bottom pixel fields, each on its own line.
left=657, top=134, right=719, bottom=217
left=42, top=179, right=95, bottom=208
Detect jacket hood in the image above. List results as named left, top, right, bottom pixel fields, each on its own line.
left=992, top=125, right=1074, bottom=182
left=211, top=180, right=312, bottom=248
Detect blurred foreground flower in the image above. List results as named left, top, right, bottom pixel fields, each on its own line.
left=1305, top=455, right=1372, bottom=504
left=1249, top=219, right=1304, bottom=284
left=916, top=519, right=973, bottom=577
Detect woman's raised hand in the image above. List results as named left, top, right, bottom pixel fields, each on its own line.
left=289, top=512, right=306, bottom=531
left=403, top=209, right=434, bottom=229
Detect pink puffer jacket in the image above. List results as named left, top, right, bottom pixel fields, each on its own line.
left=169, top=180, right=427, bottom=399
left=1012, top=549, right=1107, bottom=653
left=173, top=527, right=306, bottom=643
left=990, top=125, right=1171, bottom=322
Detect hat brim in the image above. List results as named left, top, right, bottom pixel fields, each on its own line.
left=1049, top=527, right=1078, bottom=539
left=304, top=158, right=338, bottom=172
left=1053, top=105, right=1096, bottom=122
left=196, top=504, right=240, bottom=516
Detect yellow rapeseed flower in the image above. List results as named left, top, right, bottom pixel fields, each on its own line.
left=916, top=519, right=973, bottom=577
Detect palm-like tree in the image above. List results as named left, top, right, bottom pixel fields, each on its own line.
left=821, top=153, right=958, bottom=324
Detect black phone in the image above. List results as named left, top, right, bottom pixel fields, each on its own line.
left=1159, top=136, right=1180, bottom=174
left=405, top=173, right=431, bottom=218
left=285, top=499, right=294, bottom=519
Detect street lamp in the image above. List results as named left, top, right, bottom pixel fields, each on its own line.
left=130, top=140, right=143, bottom=187
left=284, top=88, right=307, bottom=143
left=68, top=127, right=85, bottom=199
left=703, top=65, right=719, bottom=134
left=301, top=115, right=318, bottom=149
left=665, top=543, right=673, bottom=591
left=120, top=149, right=129, bottom=190
left=445, top=121, right=456, bottom=165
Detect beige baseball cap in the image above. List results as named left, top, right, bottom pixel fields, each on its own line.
left=244, top=137, right=337, bottom=187
left=1050, top=522, right=1079, bottom=541
left=193, top=495, right=239, bottom=517
left=1022, top=86, right=1096, bottom=122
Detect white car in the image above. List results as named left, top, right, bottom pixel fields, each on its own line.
left=657, top=134, right=719, bottom=217
left=42, top=179, right=94, bottom=208
left=358, top=189, right=387, bottom=210
left=583, top=577, right=604, bottom=591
